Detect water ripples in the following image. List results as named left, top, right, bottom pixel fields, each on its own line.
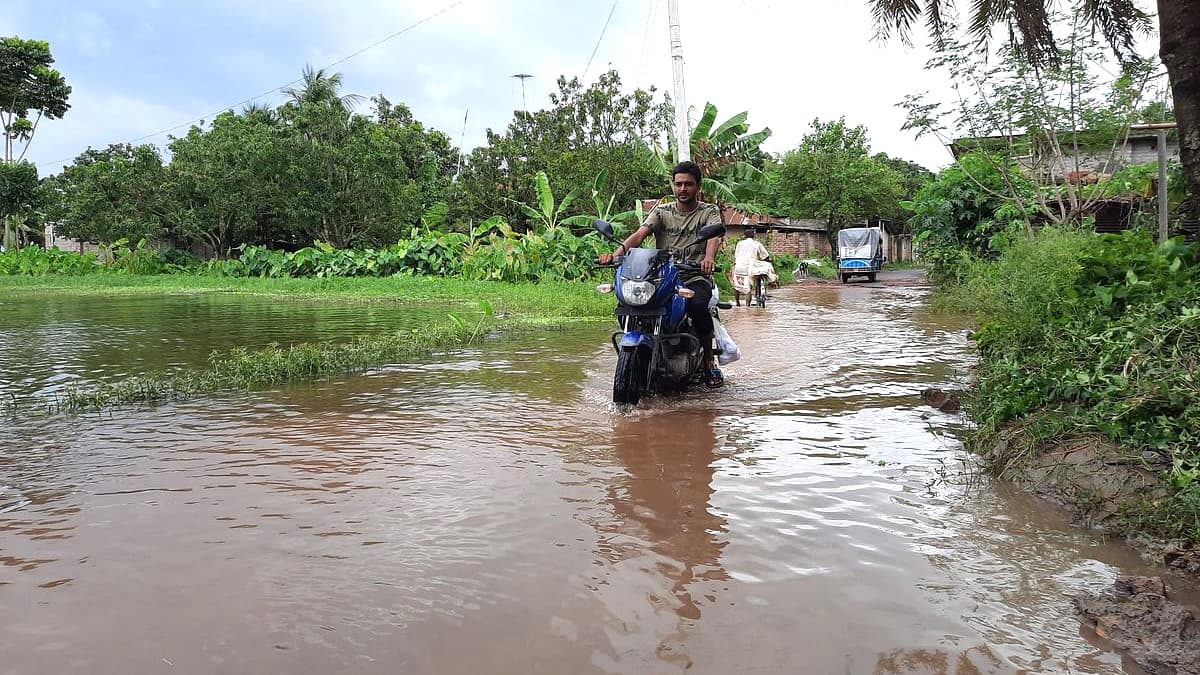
left=1, top=283, right=1188, bottom=674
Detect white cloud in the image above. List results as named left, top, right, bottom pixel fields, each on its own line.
left=63, top=10, right=112, bottom=58
left=30, top=87, right=207, bottom=174
left=21, top=0, right=977, bottom=173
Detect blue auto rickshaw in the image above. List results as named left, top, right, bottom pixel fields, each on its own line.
left=837, top=227, right=883, bottom=283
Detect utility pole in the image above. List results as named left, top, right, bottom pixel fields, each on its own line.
left=511, top=74, right=533, bottom=112
left=1131, top=122, right=1178, bottom=244
left=456, top=108, right=469, bottom=176
left=667, top=0, right=690, bottom=162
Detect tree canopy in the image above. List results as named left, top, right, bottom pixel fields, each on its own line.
left=774, top=118, right=906, bottom=244
left=0, top=37, right=71, bottom=163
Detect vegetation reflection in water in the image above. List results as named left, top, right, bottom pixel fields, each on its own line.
left=1, top=276, right=615, bottom=414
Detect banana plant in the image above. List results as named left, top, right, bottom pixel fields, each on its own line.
left=651, top=102, right=773, bottom=212
left=2, top=214, right=36, bottom=250
left=504, top=171, right=582, bottom=233
left=563, top=168, right=643, bottom=234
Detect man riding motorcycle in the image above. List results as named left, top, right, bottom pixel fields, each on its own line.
left=598, top=160, right=726, bottom=388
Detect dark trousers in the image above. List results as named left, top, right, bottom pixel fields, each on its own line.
left=685, top=279, right=714, bottom=340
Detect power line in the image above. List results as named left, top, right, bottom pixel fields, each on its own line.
left=37, top=0, right=469, bottom=170
left=635, top=0, right=660, bottom=81
left=582, top=0, right=620, bottom=81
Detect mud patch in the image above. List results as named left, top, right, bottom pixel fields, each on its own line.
left=1075, top=575, right=1200, bottom=675
left=975, top=428, right=1171, bottom=532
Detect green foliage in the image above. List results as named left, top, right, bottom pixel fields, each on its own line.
left=945, top=227, right=1200, bottom=540
left=0, top=244, right=98, bottom=275
left=111, top=238, right=167, bottom=275
left=460, top=222, right=609, bottom=283
left=904, top=152, right=1035, bottom=285
left=0, top=160, right=40, bottom=248
left=776, top=118, right=905, bottom=245
left=899, top=26, right=1167, bottom=227
left=562, top=168, right=643, bottom=230
left=872, top=152, right=934, bottom=219
left=0, top=238, right=177, bottom=276
left=220, top=232, right=467, bottom=279
left=41, top=67, right=456, bottom=254
left=197, top=223, right=610, bottom=284
left=505, top=170, right=582, bottom=233
left=450, top=70, right=668, bottom=230
left=166, top=111, right=277, bottom=256
left=653, top=101, right=772, bottom=211
left=43, top=143, right=170, bottom=245
left=0, top=37, right=72, bottom=162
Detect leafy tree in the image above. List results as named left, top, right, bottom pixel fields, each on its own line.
left=0, top=160, right=39, bottom=248
left=283, top=64, right=364, bottom=111
left=450, top=70, right=669, bottom=229
left=776, top=118, right=905, bottom=248
left=873, top=152, right=934, bottom=217
left=44, top=144, right=169, bottom=245
left=273, top=99, right=429, bottom=248
left=899, top=27, right=1165, bottom=226
left=867, top=0, right=1200, bottom=227
left=904, top=152, right=1035, bottom=283
left=166, top=112, right=278, bottom=256
left=0, top=37, right=71, bottom=163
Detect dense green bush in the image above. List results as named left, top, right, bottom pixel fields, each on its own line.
left=948, top=228, right=1200, bottom=539
left=0, top=239, right=180, bottom=276
left=0, top=245, right=100, bottom=275
left=904, top=153, right=1034, bottom=285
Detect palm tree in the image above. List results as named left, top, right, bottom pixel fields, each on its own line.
left=653, top=102, right=773, bottom=211
left=867, top=0, right=1198, bottom=226
left=241, top=102, right=278, bottom=124
left=282, top=65, right=365, bottom=111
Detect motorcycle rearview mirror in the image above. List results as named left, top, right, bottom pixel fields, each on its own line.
left=593, top=219, right=616, bottom=241
left=688, top=223, right=728, bottom=246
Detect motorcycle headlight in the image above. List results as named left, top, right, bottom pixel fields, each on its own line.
left=619, top=280, right=655, bottom=306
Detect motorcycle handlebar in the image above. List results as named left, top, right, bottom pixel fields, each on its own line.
left=596, top=257, right=720, bottom=273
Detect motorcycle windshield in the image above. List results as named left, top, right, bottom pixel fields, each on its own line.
left=619, top=248, right=663, bottom=281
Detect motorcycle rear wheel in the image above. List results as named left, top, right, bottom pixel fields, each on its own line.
left=613, top=347, right=648, bottom=405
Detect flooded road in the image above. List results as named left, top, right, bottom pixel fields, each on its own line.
left=2, top=280, right=1194, bottom=674
left=0, top=293, right=445, bottom=401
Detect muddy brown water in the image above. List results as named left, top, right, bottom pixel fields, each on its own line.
left=2, top=280, right=1197, bottom=674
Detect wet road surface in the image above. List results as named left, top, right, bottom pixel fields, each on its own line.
left=2, top=278, right=1195, bottom=674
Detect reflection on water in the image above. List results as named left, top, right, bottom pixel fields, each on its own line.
left=0, top=292, right=446, bottom=400
left=2, top=281, right=1195, bottom=674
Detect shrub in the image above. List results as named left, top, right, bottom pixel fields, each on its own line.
left=960, top=228, right=1200, bottom=534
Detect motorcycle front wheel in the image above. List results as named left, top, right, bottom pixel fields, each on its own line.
left=613, top=346, right=649, bottom=405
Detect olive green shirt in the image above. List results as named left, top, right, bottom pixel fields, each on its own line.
left=643, top=201, right=723, bottom=265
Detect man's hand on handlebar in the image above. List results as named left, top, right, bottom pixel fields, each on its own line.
left=701, top=255, right=716, bottom=275
left=598, top=253, right=615, bottom=266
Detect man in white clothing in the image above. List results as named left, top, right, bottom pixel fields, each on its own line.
left=731, top=228, right=774, bottom=306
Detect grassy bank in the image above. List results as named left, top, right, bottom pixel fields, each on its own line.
left=0, top=274, right=614, bottom=319
left=935, top=228, right=1200, bottom=544
left=3, top=275, right=615, bottom=413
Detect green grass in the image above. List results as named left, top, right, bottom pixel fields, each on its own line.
left=934, top=228, right=1200, bottom=544
left=54, top=315, right=586, bottom=413
left=0, top=274, right=614, bottom=319
left=3, top=274, right=615, bottom=414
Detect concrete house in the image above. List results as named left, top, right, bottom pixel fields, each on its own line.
left=949, top=130, right=1180, bottom=184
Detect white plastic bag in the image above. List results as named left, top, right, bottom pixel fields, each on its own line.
left=713, top=319, right=741, bottom=365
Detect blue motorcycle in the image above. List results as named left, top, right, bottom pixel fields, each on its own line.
left=594, top=219, right=728, bottom=405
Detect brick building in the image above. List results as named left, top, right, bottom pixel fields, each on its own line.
left=639, top=199, right=833, bottom=259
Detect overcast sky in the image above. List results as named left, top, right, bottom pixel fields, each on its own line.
left=5, top=0, right=989, bottom=176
